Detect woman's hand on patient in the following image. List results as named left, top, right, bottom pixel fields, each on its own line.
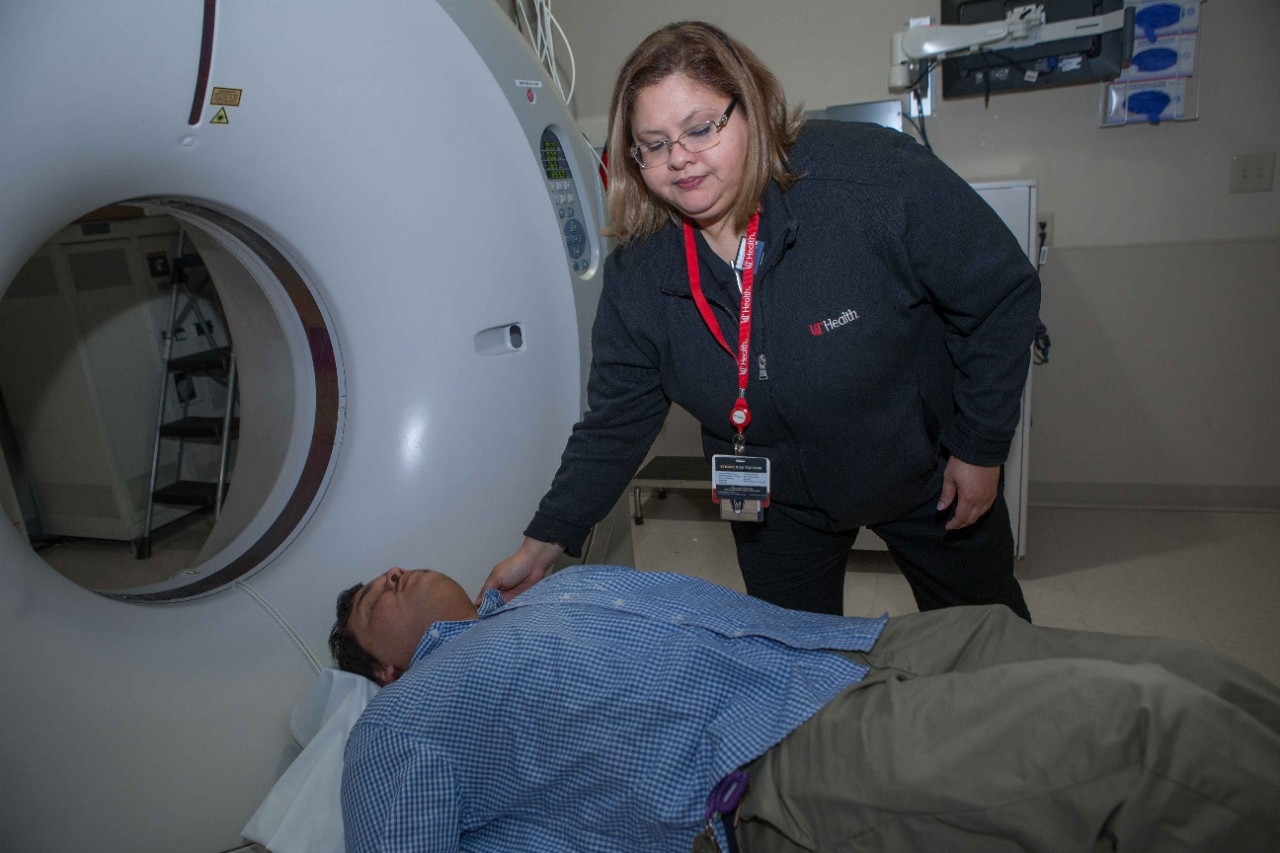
left=936, top=457, right=1001, bottom=531
left=480, top=537, right=564, bottom=605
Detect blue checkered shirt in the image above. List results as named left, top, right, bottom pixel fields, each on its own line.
left=341, top=565, right=886, bottom=852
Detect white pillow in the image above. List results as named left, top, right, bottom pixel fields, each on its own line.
left=242, top=668, right=380, bottom=853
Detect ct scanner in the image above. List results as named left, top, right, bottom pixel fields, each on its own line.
left=0, top=2, right=629, bottom=849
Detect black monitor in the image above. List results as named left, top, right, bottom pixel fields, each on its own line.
left=940, top=0, right=1130, bottom=100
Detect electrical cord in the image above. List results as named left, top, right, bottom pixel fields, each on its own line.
left=1033, top=320, right=1051, bottom=365
left=902, top=60, right=935, bottom=153
left=1033, top=219, right=1051, bottom=365
left=976, top=48, right=1058, bottom=108
left=548, top=6, right=576, bottom=105
left=515, top=0, right=575, bottom=105
left=583, top=131, right=607, bottom=181
left=907, top=58, right=935, bottom=93
left=910, top=88, right=932, bottom=153
left=236, top=580, right=325, bottom=675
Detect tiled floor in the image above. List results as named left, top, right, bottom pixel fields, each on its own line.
left=37, top=510, right=214, bottom=590
left=630, top=491, right=1280, bottom=685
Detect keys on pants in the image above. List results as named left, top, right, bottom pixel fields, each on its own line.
left=691, top=821, right=721, bottom=853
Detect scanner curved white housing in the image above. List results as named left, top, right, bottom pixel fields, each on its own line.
left=0, top=2, right=617, bottom=849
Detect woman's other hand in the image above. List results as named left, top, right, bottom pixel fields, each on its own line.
left=936, top=457, right=1001, bottom=531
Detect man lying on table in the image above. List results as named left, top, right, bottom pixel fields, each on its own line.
left=331, top=564, right=1280, bottom=852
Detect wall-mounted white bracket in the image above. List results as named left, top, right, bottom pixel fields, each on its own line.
left=905, top=17, right=934, bottom=118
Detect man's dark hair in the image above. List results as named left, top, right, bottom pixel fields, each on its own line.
left=330, top=582, right=380, bottom=680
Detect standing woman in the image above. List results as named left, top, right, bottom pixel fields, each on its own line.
left=483, top=21, right=1038, bottom=619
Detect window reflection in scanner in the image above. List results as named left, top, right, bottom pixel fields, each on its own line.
left=0, top=206, right=236, bottom=589
left=0, top=201, right=338, bottom=600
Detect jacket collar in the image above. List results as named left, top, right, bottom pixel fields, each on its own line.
left=659, top=180, right=799, bottom=298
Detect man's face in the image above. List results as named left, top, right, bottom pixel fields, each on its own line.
left=346, top=567, right=476, bottom=685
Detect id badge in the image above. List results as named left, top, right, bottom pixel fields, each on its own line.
left=711, top=454, right=770, bottom=523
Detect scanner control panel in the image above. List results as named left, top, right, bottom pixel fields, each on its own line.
left=539, top=128, right=590, bottom=274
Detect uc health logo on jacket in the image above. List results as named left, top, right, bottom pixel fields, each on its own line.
left=809, top=308, right=860, bottom=336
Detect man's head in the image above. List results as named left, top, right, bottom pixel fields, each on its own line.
left=329, top=567, right=478, bottom=686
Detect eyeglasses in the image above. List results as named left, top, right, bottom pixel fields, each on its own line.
left=629, top=99, right=738, bottom=169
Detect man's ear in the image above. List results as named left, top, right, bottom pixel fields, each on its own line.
left=372, top=662, right=403, bottom=687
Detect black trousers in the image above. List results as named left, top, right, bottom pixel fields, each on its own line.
left=731, top=491, right=1030, bottom=620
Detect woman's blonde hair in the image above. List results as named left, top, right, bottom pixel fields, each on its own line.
left=604, top=21, right=806, bottom=244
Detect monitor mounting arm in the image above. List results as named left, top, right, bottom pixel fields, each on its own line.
left=890, top=3, right=1135, bottom=91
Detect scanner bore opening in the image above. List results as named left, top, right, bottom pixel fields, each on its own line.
left=0, top=201, right=341, bottom=602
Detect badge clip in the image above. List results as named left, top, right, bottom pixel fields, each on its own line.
left=719, top=498, right=763, bottom=522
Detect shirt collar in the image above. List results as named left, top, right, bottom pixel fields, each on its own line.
left=478, top=587, right=507, bottom=616
left=408, top=588, right=510, bottom=665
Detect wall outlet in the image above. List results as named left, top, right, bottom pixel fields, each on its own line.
left=1228, top=151, right=1275, bottom=194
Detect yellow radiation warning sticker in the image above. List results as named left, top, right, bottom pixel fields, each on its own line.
left=210, top=87, right=243, bottom=107
left=211, top=107, right=230, bottom=125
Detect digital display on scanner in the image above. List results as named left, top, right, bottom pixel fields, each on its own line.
left=541, top=131, right=570, bottom=181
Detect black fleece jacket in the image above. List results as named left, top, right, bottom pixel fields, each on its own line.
left=527, top=120, right=1040, bottom=554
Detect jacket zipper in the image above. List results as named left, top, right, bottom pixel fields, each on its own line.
left=751, top=266, right=820, bottom=509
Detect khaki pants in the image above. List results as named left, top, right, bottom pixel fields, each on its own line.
left=737, top=605, right=1280, bottom=851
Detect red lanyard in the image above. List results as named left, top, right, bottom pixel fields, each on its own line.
left=683, top=212, right=760, bottom=447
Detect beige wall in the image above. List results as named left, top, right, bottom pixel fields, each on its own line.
left=548, top=0, right=1280, bottom=510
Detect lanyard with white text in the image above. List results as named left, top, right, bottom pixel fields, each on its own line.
left=683, top=211, right=760, bottom=454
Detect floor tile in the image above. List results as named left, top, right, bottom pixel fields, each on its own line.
left=867, top=572, right=920, bottom=618
left=841, top=569, right=882, bottom=618
left=632, top=502, right=1279, bottom=683
left=1213, top=644, right=1280, bottom=687
left=1021, top=581, right=1087, bottom=630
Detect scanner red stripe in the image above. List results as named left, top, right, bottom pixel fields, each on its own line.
left=188, top=0, right=217, bottom=125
